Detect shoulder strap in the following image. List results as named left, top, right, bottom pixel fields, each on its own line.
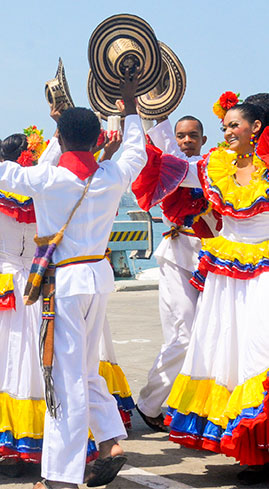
left=59, top=173, right=94, bottom=234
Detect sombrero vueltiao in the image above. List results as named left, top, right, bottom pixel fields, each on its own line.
left=88, top=14, right=162, bottom=100
left=87, top=41, right=186, bottom=120
left=138, top=42, right=186, bottom=119
left=45, top=58, right=75, bottom=110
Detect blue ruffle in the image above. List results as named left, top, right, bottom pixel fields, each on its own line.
left=170, top=411, right=224, bottom=443
left=0, top=430, right=97, bottom=458
left=114, top=394, right=135, bottom=412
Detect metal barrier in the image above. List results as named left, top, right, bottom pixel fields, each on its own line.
left=108, top=210, right=153, bottom=277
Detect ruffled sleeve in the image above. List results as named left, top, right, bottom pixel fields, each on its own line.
left=132, top=144, right=189, bottom=211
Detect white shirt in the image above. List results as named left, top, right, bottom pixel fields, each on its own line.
left=148, top=119, right=218, bottom=271
left=0, top=115, right=146, bottom=297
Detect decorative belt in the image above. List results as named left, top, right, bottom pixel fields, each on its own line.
left=55, top=249, right=111, bottom=268
left=163, top=226, right=196, bottom=240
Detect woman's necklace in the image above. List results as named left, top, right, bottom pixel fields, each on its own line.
left=236, top=152, right=253, bottom=159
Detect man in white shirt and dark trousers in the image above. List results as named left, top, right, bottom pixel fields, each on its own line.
left=0, top=70, right=146, bottom=489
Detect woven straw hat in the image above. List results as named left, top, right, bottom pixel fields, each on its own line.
left=88, top=14, right=162, bottom=99
left=87, top=41, right=186, bottom=120
left=45, top=58, right=74, bottom=110
left=137, top=42, right=186, bottom=119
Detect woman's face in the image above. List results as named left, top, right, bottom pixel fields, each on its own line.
left=222, top=109, right=258, bottom=154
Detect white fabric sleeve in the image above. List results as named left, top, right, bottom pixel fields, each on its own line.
left=0, top=159, right=51, bottom=197
left=148, top=119, right=202, bottom=188
left=38, top=136, right=61, bottom=166
left=112, top=114, right=147, bottom=189
left=148, top=119, right=184, bottom=157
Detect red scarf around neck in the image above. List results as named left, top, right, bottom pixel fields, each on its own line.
left=58, top=151, right=99, bottom=180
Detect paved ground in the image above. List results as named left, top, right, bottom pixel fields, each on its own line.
left=1, top=289, right=266, bottom=488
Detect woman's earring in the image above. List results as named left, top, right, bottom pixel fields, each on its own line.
left=250, top=133, right=258, bottom=146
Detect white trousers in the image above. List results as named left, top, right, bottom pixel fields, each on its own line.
left=41, top=293, right=127, bottom=484
left=137, top=259, right=199, bottom=417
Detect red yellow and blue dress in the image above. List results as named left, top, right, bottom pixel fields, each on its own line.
left=165, top=126, right=269, bottom=465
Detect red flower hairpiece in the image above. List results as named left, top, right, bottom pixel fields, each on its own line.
left=213, top=91, right=241, bottom=120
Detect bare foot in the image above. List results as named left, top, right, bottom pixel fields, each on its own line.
left=84, top=438, right=127, bottom=486
left=98, top=438, right=124, bottom=459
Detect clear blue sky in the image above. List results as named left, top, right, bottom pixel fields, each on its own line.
left=1, top=0, right=268, bottom=151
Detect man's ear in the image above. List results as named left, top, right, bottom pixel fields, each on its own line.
left=202, top=135, right=207, bottom=146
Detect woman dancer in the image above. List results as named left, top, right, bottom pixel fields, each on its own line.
left=0, top=130, right=50, bottom=475
left=134, top=95, right=269, bottom=484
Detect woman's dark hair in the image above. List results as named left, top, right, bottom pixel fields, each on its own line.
left=0, top=133, right=28, bottom=162
left=228, top=102, right=268, bottom=137
left=58, top=107, right=101, bottom=149
left=244, top=93, right=269, bottom=126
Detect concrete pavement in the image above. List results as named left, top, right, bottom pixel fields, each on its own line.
left=0, top=289, right=265, bottom=489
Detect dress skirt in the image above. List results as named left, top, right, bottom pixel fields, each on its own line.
left=166, top=271, right=269, bottom=465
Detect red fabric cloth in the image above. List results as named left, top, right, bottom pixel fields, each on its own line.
left=58, top=151, right=99, bottom=180
left=161, top=187, right=208, bottom=230
left=0, top=201, right=36, bottom=224
left=256, top=126, right=269, bottom=167
left=0, top=291, right=15, bottom=310
left=132, top=144, right=189, bottom=211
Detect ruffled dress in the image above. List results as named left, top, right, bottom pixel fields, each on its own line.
left=165, top=127, right=269, bottom=465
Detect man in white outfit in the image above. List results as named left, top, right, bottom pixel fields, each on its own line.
left=0, top=71, right=146, bottom=489
left=136, top=115, right=218, bottom=431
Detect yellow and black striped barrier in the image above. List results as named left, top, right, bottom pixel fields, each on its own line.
left=109, top=230, right=148, bottom=243
left=108, top=211, right=153, bottom=277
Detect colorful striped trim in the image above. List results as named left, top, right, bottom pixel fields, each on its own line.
left=0, top=190, right=35, bottom=223
left=0, top=431, right=98, bottom=464
left=166, top=371, right=269, bottom=465
left=190, top=235, right=269, bottom=290
left=56, top=255, right=106, bottom=268
left=167, top=370, right=267, bottom=429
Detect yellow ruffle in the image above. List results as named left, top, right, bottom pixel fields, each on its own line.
left=207, top=149, right=269, bottom=210
left=0, top=392, right=45, bottom=439
left=0, top=190, right=32, bottom=204
left=99, top=360, right=132, bottom=398
left=168, top=370, right=267, bottom=429
left=0, top=274, right=14, bottom=295
left=201, top=235, right=269, bottom=266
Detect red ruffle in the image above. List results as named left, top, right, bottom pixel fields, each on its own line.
left=169, top=431, right=221, bottom=453
left=0, top=446, right=98, bottom=464
left=0, top=446, right=41, bottom=464
left=199, top=253, right=269, bottom=281
left=0, top=291, right=16, bottom=310
left=120, top=409, right=132, bottom=429
left=256, top=126, right=269, bottom=167
left=132, top=144, right=189, bottom=211
left=161, top=187, right=208, bottom=228
left=0, top=203, right=36, bottom=223
left=220, top=381, right=269, bottom=466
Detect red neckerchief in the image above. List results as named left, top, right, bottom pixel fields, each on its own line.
left=58, top=151, right=99, bottom=180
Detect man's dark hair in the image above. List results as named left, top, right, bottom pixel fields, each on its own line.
left=174, top=115, right=204, bottom=136
left=0, top=133, right=28, bottom=161
left=58, top=107, right=101, bottom=149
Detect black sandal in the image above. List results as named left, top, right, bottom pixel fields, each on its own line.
left=86, top=454, right=127, bottom=487
left=0, top=459, right=24, bottom=478
left=237, top=464, right=269, bottom=485
left=136, top=405, right=168, bottom=433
